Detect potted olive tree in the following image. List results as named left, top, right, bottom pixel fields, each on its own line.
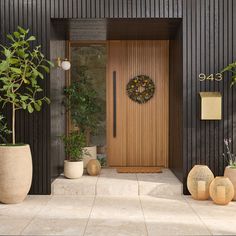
left=62, top=131, right=86, bottom=178
left=64, top=66, right=101, bottom=168
left=0, top=27, right=52, bottom=204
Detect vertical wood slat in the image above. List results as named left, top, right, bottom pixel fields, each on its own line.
left=50, top=0, right=183, bottom=18
left=0, top=0, right=51, bottom=194
left=108, top=41, right=169, bottom=167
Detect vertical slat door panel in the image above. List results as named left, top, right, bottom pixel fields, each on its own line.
left=107, top=40, right=169, bottom=167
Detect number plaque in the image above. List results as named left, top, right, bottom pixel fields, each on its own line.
left=198, top=73, right=223, bottom=82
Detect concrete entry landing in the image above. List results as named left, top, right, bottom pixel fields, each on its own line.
left=52, top=168, right=182, bottom=196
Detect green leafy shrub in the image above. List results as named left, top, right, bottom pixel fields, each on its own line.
left=0, top=27, right=53, bottom=144
left=62, top=131, right=86, bottom=162
left=64, top=66, right=101, bottom=146
left=221, top=61, right=236, bottom=87
left=0, top=115, right=11, bottom=143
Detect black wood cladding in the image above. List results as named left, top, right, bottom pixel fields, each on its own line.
left=50, top=0, right=183, bottom=18
left=169, top=25, right=183, bottom=182
left=0, top=0, right=235, bottom=194
left=182, top=0, right=236, bottom=193
left=0, top=0, right=51, bottom=194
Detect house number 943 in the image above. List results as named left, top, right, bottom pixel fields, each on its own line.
left=198, top=73, right=223, bottom=81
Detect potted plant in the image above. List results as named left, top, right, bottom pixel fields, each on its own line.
left=0, top=115, right=11, bottom=143
left=64, top=66, right=101, bottom=168
left=62, top=131, right=86, bottom=178
left=221, top=61, right=236, bottom=87
left=0, top=27, right=52, bottom=204
left=222, top=138, right=236, bottom=200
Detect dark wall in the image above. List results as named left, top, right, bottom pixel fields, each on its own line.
left=50, top=0, right=183, bottom=18
left=182, top=0, right=236, bottom=193
left=0, top=0, right=51, bottom=194
left=50, top=40, right=66, bottom=180
left=50, top=22, right=68, bottom=180
left=169, top=24, right=183, bottom=181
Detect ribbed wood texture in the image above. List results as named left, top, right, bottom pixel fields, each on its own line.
left=182, top=0, right=236, bottom=193
left=0, top=0, right=51, bottom=194
left=50, top=0, right=183, bottom=18
left=169, top=26, right=183, bottom=181
left=107, top=41, right=169, bottom=167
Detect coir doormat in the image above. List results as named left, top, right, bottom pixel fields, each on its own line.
left=116, top=167, right=162, bottom=173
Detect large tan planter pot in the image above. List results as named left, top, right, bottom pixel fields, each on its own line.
left=64, top=160, right=83, bottom=179
left=224, top=166, right=236, bottom=201
left=209, top=177, right=234, bottom=205
left=187, top=165, right=214, bottom=200
left=83, top=146, right=97, bottom=168
left=0, top=145, right=32, bottom=204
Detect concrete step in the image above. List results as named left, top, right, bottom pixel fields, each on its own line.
left=52, top=168, right=183, bottom=197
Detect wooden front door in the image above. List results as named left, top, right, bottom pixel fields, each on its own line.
left=107, top=40, right=169, bottom=167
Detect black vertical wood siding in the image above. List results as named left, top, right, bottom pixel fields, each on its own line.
left=0, top=0, right=51, bottom=194
left=50, top=0, right=183, bottom=18
left=0, top=0, right=235, bottom=194
left=169, top=25, right=183, bottom=181
left=182, top=0, right=236, bottom=193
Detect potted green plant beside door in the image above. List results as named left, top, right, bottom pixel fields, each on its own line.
left=64, top=66, right=101, bottom=168
left=0, top=27, right=52, bottom=204
left=62, top=131, right=86, bottom=178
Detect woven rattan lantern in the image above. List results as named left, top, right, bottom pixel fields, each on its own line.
left=209, top=177, right=234, bottom=205
left=87, top=159, right=101, bottom=176
left=187, top=165, right=214, bottom=200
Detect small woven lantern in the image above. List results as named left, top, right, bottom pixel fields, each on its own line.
left=87, top=159, right=101, bottom=176
left=209, top=177, right=234, bottom=205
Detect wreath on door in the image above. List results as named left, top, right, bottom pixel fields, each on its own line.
left=126, top=75, right=155, bottom=104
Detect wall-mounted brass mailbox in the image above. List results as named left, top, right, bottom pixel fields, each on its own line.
left=199, top=92, right=222, bottom=120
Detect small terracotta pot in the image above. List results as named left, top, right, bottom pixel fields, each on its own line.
left=82, top=146, right=97, bottom=168
left=0, top=145, right=32, bottom=204
left=64, top=160, right=83, bottom=179
left=224, top=166, right=236, bottom=201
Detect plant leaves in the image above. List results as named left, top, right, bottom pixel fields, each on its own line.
left=40, top=65, right=49, bottom=73
left=27, top=104, right=34, bottom=113
left=10, top=67, right=22, bottom=74
left=0, top=61, right=9, bottom=71
left=13, top=31, right=21, bottom=39
left=34, top=102, right=41, bottom=111
left=47, top=60, right=54, bottom=67
left=17, top=26, right=27, bottom=34
left=27, top=36, right=36, bottom=41
left=44, top=97, right=50, bottom=104
left=4, top=49, right=11, bottom=58
left=20, top=95, right=28, bottom=101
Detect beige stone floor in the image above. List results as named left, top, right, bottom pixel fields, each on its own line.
left=0, top=169, right=236, bottom=235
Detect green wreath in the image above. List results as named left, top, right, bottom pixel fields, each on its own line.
left=126, top=75, right=155, bottom=104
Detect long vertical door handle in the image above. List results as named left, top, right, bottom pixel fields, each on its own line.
left=113, top=71, right=116, bottom=138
